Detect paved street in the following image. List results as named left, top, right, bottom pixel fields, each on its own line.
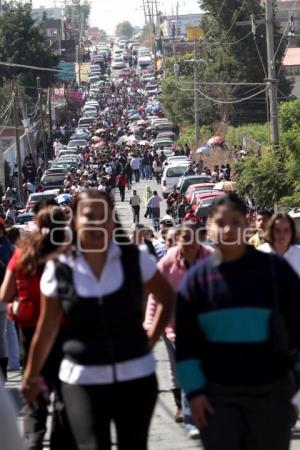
left=5, top=177, right=300, bottom=449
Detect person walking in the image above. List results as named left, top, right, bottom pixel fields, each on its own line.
left=249, top=209, right=271, bottom=248
left=145, top=224, right=213, bottom=437
left=0, top=222, right=14, bottom=379
left=258, top=213, right=300, bottom=277
left=130, top=155, right=141, bottom=183
left=176, top=193, right=300, bottom=450
left=22, top=190, right=175, bottom=450
left=0, top=205, right=68, bottom=450
left=129, top=190, right=141, bottom=224
left=115, top=172, right=128, bottom=202
left=144, top=186, right=152, bottom=219
left=124, top=162, right=133, bottom=190
left=147, top=191, right=162, bottom=232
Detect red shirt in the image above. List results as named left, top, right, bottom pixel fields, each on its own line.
left=7, top=248, right=41, bottom=327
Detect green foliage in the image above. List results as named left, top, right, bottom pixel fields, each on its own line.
left=0, top=4, right=59, bottom=92
left=115, top=21, right=134, bottom=38
left=226, top=124, right=269, bottom=148
left=177, top=125, right=212, bottom=149
left=197, top=0, right=292, bottom=124
left=235, top=148, right=292, bottom=208
left=234, top=101, right=300, bottom=207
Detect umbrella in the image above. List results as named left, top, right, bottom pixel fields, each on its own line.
left=96, top=128, right=106, bottom=134
left=128, top=113, right=141, bottom=120
left=137, top=120, right=146, bottom=125
left=196, top=146, right=209, bottom=154
left=126, top=135, right=137, bottom=143
left=55, top=193, right=72, bottom=204
left=91, top=136, right=101, bottom=142
left=116, top=136, right=128, bottom=146
left=138, top=140, right=150, bottom=146
left=214, top=181, right=237, bottom=192
left=97, top=80, right=105, bottom=86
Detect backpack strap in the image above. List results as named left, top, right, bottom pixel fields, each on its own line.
left=55, top=261, right=78, bottom=301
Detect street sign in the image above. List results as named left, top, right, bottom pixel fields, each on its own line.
left=187, top=26, right=204, bottom=41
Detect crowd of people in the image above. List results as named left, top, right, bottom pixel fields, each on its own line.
left=0, top=47, right=300, bottom=450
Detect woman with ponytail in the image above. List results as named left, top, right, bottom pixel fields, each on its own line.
left=0, top=205, right=67, bottom=450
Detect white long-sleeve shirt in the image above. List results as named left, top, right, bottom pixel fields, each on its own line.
left=147, top=195, right=162, bottom=209
left=258, top=243, right=300, bottom=277
left=130, top=157, right=140, bottom=170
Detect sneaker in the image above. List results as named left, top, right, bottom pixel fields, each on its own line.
left=187, top=428, right=200, bottom=439
left=175, top=408, right=183, bottom=423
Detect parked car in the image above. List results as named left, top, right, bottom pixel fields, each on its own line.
left=161, top=162, right=190, bottom=198
left=112, top=58, right=126, bottom=70
left=177, top=175, right=212, bottom=195
left=151, top=138, right=173, bottom=150
left=77, top=117, right=95, bottom=128
left=163, top=156, right=191, bottom=167
left=185, top=183, right=216, bottom=203
left=67, top=139, right=88, bottom=150
left=40, top=173, right=66, bottom=190
left=25, top=190, right=60, bottom=212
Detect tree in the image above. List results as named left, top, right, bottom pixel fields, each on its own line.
left=198, top=0, right=292, bottom=124
left=115, top=21, right=134, bottom=38
left=0, top=4, right=59, bottom=93
left=234, top=101, right=300, bottom=207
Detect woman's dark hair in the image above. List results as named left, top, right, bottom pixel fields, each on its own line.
left=208, top=193, right=248, bottom=217
left=265, top=213, right=297, bottom=246
left=71, top=190, right=130, bottom=246
left=17, top=205, right=67, bottom=276
left=6, top=227, right=20, bottom=245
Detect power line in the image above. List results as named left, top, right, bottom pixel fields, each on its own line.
left=0, top=62, right=62, bottom=73
left=224, top=0, right=248, bottom=37
left=207, top=31, right=252, bottom=47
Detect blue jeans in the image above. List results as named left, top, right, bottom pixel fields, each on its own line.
left=140, top=166, right=145, bottom=179
left=144, top=165, right=152, bottom=179
left=6, top=320, right=20, bottom=370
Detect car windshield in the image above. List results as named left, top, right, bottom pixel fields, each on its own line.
left=42, top=175, right=65, bottom=184
left=166, top=166, right=187, bottom=177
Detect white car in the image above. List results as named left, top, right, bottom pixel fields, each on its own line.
left=67, top=139, right=88, bottom=150
left=164, top=156, right=191, bottom=167
left=138, top=56, right=151, bottom=69
left=112, top=59, right=126, bottom=70
left=161, top=162, right=191, bottom=198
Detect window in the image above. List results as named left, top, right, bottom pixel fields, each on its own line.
left=46, top=28, right=58, bottom=37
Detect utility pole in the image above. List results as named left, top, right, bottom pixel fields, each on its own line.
left=185, top=42, right=202, bottom=148
left=47, top=87, right=53, bottom=145
left=18, top=86, right=37, bottom=162
left=265, top=0, right=280, bottom=146
left=194, top=40, right=200, bottom=147
left=143, top=0, right=148, bottom=25
left=12, top=82, right=24, bottom=206
left=37, top=77, right=48, bottom=169
left=176, top=1, right=179, bottom=36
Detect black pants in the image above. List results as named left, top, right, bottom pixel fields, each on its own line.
left=126, top=172, right=132, bottom=189
left=21, top=327, right=66, bottom=450
left=132, top=205, right=140, bottom=223
left=118, top=185, right=125, bottom=202
left=133, top=169, right=140, bottom=182
left=201, top=375, right=296, bottom=450
left=61, top=374, right=158, bottom=450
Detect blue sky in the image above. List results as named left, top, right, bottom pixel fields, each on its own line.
left=32, top=0, right=201, bottom=34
